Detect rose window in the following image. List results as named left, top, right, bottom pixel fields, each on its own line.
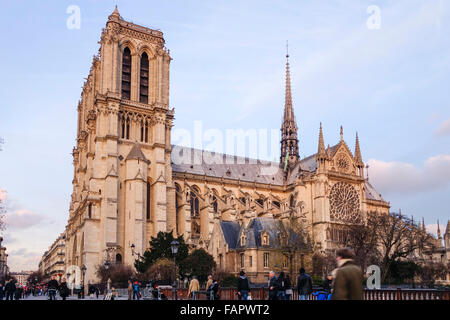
left=329, top=182, right=360, bottom=223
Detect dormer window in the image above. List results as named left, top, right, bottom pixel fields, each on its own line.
left=241, top=234, right=246, bottom=246
left=262, top=233, right=269, bottom=246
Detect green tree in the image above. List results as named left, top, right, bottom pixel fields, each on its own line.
left=134, top=231, right=188, bottom=273
left=180, top=249, right=216, bottom=283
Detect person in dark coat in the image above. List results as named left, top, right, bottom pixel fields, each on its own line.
left=268, top=271, right=279, bottom=300
left=284, top=275, right=293, bottom=300
left=59, top=278, right=70, bottom=300
left=207, top=279, right=219, bottom=300
left=5, top=279, right=16, bottom=300
left=277, top=272, right=286, bottom=300
left=0, top=282, right=4, bottom=300
left=297, top=267, right=312, bottom=300
left=237, top=270, right=250, bottom=300
left=47, top=275, right=59, bottom=300
left=331, top=248, right=363, bottom=300
left=322, top=274, right=333, bottom=294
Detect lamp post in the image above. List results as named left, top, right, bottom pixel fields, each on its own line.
left=170, top=240, right=179, bottom=300
left=104, top=260, right=110, bottom=296
left=81, top=265, right=87, bottom=299
left=130, top=243, right=143, bottom=260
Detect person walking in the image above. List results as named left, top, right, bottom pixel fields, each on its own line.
left=268, top=271, right=279, bottom=300
left=132, top=281, right=140, bottom=300
left=237, top=270, right=250, bottom=300
left=127, top=279, right=133, bottom=300
left=207, top=279, right=219, bottom=300
left=297, top=268, right=312, bottom=300
left=47, top=275, right=59, bottom=301
left=0, top=282, right=4, bottom=300
left=5, top=279, right=16, bottom=300
left=59, top=278, right=70, bottom=301
left=187, top=276, right=200, bottom=300
left=206, top=275, right=213, bottom=292
left=277, top=272, right=286, bottom=300
left=331, top=248, right=363, bottom=300
left=322, top=274, right=333, bottom=299
left=284, top=274, right=293, bottom=300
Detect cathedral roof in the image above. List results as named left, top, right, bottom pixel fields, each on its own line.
left=171, top=145, right=285, bottom=186
left=365, top=180, right=385, bottom=202
left=220, top=221, right=241, bottom=249
left=126, top=143, right=149, bottom=163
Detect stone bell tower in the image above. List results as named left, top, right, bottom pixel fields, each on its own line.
left=65, top=7, right=175, bottom=285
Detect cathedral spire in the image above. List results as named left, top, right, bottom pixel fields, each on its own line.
left=318, top=123, right=326, bottom=156
left=280, top=45, right=299, bottom=168
left=354, top=132, right=363, bottom=164
left=437, top=220, right=441, bottom=239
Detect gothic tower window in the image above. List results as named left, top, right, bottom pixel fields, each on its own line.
left=139, top=52, right=149, bottom=104
left=140, top=120, right=144, bottom=142
left=146, top=181, right=151, bottom=220
left=120, top=114, right=125, bottom=139
left=240, top=253, right=245, bottom=268
left=122, top=47, right=132, bottom=100
left=212, top=195, right=218, bottom=213
left=289, top=195, right=295, bottom=208
left=190, top=192, right=199, bottom=217
left=144, top=120, right=149, bottom=143
left=88, top=203, right=92, bottom=219
left=126, top=116, right=130, bottom=140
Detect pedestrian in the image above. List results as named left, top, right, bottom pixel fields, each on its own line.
left=277, top=271, right=286, bottom=300
left=296, top=267, right=312, bottom=300
left=0, top=282, right=4, bottom=300
left=268, top=271, right=278, bottom=300
left=284, top=275, right=293, bottom=300
left=95, top=286, right=99, bottom=299
left=207, top=279, right=219, bottom=300
left=127, top=279, right=133, bottom=300
left=237, top=270, right=250, bottom=300
left=14, top=284, right=22, bottom=300
left=187, top=276, right=200, bottom=300
left=59, top=278, right=70, bottom=301
left=5, top=279, right=16, bottom=300
left=331, top=248, right=363, bottom=300
left=132, top=281, right=140, bottom=300
left=206, top=275, right=213, bottom=291
left=322, top=274, right=333, bottom=296
left=47, top=275, right=59, bottom=301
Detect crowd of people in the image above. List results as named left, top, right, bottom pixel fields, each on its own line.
left=184, top=247, right=363, bottom=301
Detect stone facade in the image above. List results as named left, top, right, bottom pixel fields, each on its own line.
left=51, top=8, right=448, bottom=285
left=39, top=233, right=66, bottom=281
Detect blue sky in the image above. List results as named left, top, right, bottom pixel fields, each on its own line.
left=0, top=0, right=449, bottom=271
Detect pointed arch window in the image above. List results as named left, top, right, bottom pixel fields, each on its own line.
left=140, top=52, right=149, bottom=104
left=126, top=116, right=130, bottom=140
left=190, top=192, right=199, bottom=217
left=212, top=195, right=218, bottom=213
left=146, top=181, right=151, bottom=220
left=122, top=47, right=132, bottom=100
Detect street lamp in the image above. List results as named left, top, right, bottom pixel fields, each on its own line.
left=130, top=243, right=143, bottom=260
left=104, top=261, right=110, bottom=296
left=81, top=265, right=87, bottom=299
left=170, top=240, right=179, bottom=300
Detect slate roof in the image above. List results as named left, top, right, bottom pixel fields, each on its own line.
left=220, top=221, right=241, bottom=249
left=171, top=145, right=285, bottom=186
left=365, top=181, right=386, bottom=202
left=219, top=217, right=308, bottom=250
left=126, top=143, right=149, bottom=162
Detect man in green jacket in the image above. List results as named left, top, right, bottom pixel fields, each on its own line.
left=332, top=248, right=363, bottom=300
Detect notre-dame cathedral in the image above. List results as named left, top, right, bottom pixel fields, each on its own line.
left=58, top=7, right=427, bottom=285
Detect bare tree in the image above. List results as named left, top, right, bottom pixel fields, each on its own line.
left=373, top=212, right=434, bottom=282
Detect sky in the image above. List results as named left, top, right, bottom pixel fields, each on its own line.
left=0, top=0, right=449, bottom=271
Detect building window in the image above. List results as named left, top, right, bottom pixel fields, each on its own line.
left=146, top=181, right=151, bottom=220
left=264, top=252, right=269, bottom=268
left=249, top=255, right=253, bottom=267
left=219, top=254, right=223, bottom=269
left=289, top=195, right=295, bottom=208
left=212, top=195, right=218, bottom=213
left=240, top=253, right=245, bottom=268
left=139, top=52, right=149, bottom=104
left=122, top=47, right=131, bottom=100
left=88, top=203, right=92, bottom=219
left=190, top=192, right=199, bottom=217
left=262, top=234, right=269, bottom=246
left=240, top=235, right=246, bottom=246
left=116, top=253, right=122, bottom=263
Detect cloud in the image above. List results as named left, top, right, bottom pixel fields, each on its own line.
left=368, top=154, right=450, bottom=195
left=435, top=118, right=450, bottom=137
left=7, top=247, right=42, bottom=272
left=0, top=187, right=46, bottom=230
